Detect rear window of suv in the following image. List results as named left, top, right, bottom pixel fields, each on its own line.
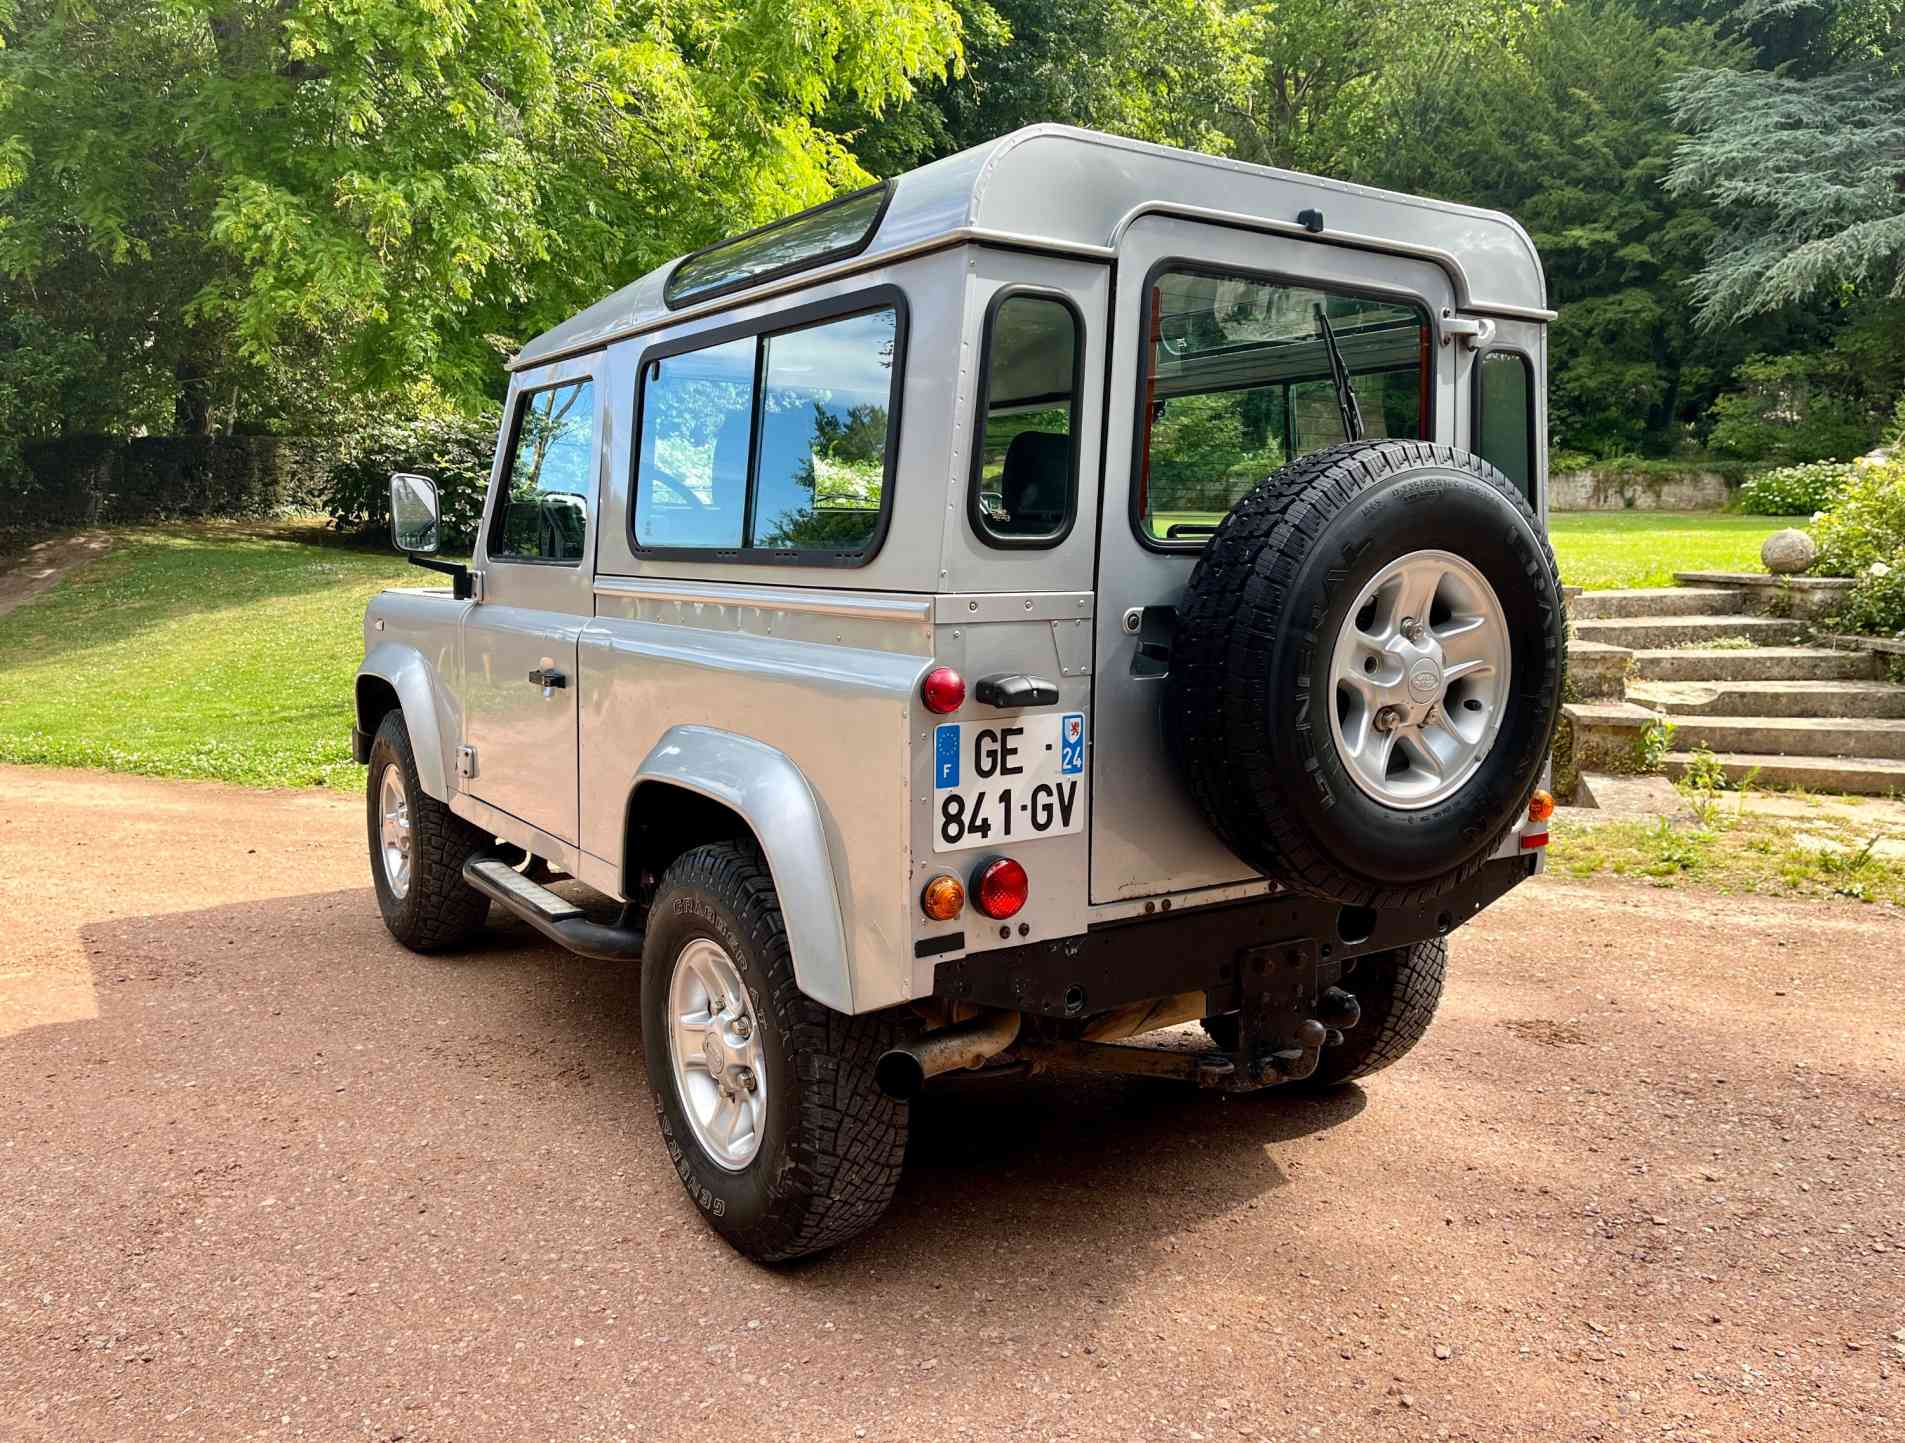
left=1136, top=266, right=1431, bottom=545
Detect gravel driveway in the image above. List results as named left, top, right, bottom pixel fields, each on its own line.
left=1, top=765, right=1900, bottom=1442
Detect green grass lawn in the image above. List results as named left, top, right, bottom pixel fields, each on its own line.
left=0, top=523, right=414, bottom=790
left=0, top=508, right=1793, bottom=792
left=1547, top=511, right=1785, bottom=590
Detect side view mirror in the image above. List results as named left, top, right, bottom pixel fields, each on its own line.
left=388, top=471, right=477, bottom=600
left=390, top=472, right=441, bottom=554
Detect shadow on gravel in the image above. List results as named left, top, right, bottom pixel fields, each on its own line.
left=19, top=885, right=1367, bottom=1325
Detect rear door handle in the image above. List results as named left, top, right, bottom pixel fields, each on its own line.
left=528, top=667, right=566, bottom=689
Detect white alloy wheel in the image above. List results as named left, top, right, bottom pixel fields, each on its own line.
left=665, top=938, right=769, bottom=1170
left=377, top=763, right=413, bottom=898
left=1327, top=548, right=1512, bottom=810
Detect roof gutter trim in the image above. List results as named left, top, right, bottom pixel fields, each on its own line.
left=1107, top=201, right=1557, bottom=323
left=508, top=227, right=1115, bottom=373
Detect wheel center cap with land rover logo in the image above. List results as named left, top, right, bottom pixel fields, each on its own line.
left=1406, top=657, right=1443, bottom=704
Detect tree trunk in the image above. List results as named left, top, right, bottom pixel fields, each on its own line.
left=174, top=355, right=213, bottom=435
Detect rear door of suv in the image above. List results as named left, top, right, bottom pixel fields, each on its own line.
left=1089, top=215, right=1455, bottom=905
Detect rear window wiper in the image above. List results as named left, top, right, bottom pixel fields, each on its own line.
left=1165, top=522, right=1219, bottom=539
left=1314, top=304, right=1365, bottom=442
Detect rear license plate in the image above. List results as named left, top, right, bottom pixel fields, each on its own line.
left=931, top=712, right=1085, bottom=853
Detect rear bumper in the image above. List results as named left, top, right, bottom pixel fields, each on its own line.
left=931, top=855, right=1535, bottom=1019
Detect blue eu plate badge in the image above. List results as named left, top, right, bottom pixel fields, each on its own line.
left=934, top=723, right=961, bottom=788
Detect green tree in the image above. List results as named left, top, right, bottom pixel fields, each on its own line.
left=1218, top=0, right=1543, bottom=175
left=0, top=0, right=969, bottom=443
left=1349, top=2, right=1763, bottom=454
left=837, top=0, right=1249, bottom=171
left=1666, top=0, right=1905, bottom=325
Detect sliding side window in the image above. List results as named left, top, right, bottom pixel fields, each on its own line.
left=632, top=299, right=903, bottom=563
left=1136, top=267, right=1430, bottom=545
left=970, top=292, right=1082, bottom=547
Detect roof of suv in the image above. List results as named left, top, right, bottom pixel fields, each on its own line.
left=512, top=124, right=1550, bottom=372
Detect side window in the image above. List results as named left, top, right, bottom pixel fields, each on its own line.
left=491, top=379, right=596, bottom=564
left=1137, top=268, right=1430, bottom=545
left=1475, top=351, right=1535, bottom=498
left=753, top=308, right=896, bottom=552
left=634, top=336, right=754, bottom=550
left=633, top=301, right=902, bottom=560
left=970, top=293, right=1081, bottom=547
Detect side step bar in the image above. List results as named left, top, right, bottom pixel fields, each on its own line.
left=462, top=858, right=645, bottom=961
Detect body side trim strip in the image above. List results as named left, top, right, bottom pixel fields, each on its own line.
left=593, top=575, right=933, bottom=622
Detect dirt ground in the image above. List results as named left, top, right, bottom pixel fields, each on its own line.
left=0, top=530, right=111, bottom=620
left=1, top=765, right=1901, bottom=1443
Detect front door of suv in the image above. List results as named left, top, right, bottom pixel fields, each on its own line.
left=1089, top=216, right=1455, bottom=905
left=462, top=361, right=601, bottom=845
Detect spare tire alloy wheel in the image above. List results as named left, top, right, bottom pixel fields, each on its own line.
left=1166, top=440, right=1565, bottom=907
left=1328, top=550, right=1511, bottom=809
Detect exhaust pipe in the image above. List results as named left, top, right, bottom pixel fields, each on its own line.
left=875, top=1010, right=1021, bottom=1100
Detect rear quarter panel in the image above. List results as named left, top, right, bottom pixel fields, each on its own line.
left=579, top=585, right=933, bottom=1012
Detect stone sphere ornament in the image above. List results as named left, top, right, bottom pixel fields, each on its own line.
left=1761, top=528, right=1817, bottom=575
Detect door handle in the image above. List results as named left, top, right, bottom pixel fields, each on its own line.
left=528, top=667, right=567, bottom=689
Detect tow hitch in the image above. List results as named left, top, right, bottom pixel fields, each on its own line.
left=905, top=941, right=1368, bottom=1095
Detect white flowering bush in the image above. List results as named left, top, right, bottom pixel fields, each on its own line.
left=1809, top=459, right=1905, bottom=575
left=1809, top=457, right=1905, bottom=635
left=1737, top=460, right=1853, bottom=515
left=1836, top=553, right=1905, bottom=637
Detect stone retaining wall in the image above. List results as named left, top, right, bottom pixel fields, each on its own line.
left=1550, top=467, right=1735, bottom=512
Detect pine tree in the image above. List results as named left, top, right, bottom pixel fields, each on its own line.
left=1667, top=1, right=1905, bottom=326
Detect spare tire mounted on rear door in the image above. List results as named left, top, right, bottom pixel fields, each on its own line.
left=1165, top=439, right=1565, bottom=908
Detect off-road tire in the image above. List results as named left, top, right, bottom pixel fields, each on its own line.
left=366, top=711, right=491, bottom=951
left=1165, top=440, right=1565, bottom=907
left=640, top=842, right=909, bottom=1263
left=1201, top=938, right=1448, bottom=1088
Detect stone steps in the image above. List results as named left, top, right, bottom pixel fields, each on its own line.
left=1557, top=579, right=1904, bottom=802
left=1628, top=678, right=1905, bottom=720
left=1626, top=646, right=1880, bottom=683
left=1661, top=750, right=1905, bottom=797
left=1663, top=715, right=1905, bottom=761
left=1571, top=614, right=1811, bottom=649
left=1568, top=586, right=1744, bottom=620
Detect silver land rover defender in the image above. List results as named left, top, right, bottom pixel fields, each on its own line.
left=353, top=125, right=1564, bottom=1262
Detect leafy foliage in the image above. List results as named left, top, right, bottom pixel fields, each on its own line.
left=1668, top=23, right=1905, bottom=326
left=0, top=0, right=970, bottom=438
left=1736, top=459, right=1855, bottom=514
left=322, top=407, right=502, bottom=552
left=1834, top=550, right=1905, bottom=636
left=1807, top=456, right=1905, bottom=576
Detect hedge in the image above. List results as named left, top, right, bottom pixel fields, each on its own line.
left=3, top=434, right=335, bottom=528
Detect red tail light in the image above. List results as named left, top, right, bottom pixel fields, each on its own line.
left=921, top=665, right=966, bottom=714
left=971, top=857, right=1028, bottom=919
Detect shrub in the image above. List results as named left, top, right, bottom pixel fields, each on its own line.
left=1807, top=458, right=1905, bottom=578
left=7, top=434, right=330, bottom=528
left=1835, top=552, right=1905, bottom=638
left=322, top=407, right=500, bottom=552
left=1737, top=460, right=1854, bottom=516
